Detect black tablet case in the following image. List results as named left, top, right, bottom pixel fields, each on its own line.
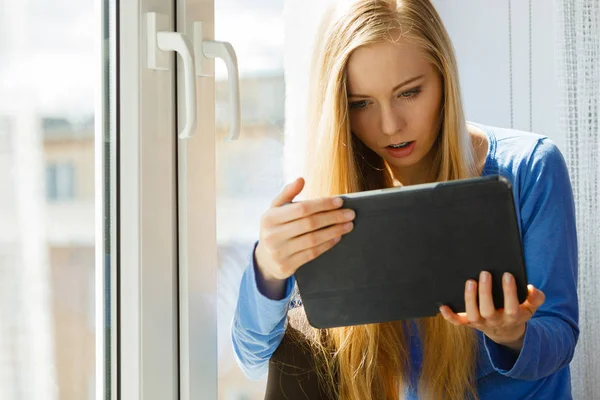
left=294, top=175, right=528, bottom=329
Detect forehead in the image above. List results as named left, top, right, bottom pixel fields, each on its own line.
left=346, top=37, right=432, bottom=94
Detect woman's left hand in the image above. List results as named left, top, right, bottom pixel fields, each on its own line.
left=439, top=271, right=546, bottom=352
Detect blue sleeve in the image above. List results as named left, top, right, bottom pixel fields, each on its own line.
left=231, top=241, right=296, bottom=380
left=483, top=139, right=579, bottom=380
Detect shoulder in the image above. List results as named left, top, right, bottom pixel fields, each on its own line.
left=493, top=126, right=553, bottom=164
left=474, top=122, right=567, bottom=182
left=482, top=125, right=575, bottom=233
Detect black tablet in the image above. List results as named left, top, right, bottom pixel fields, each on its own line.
left=293, top=175, right=528, bottom=329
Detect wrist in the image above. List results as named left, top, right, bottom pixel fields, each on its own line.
left=254, top=244, right=287, bottom=300
left=254, top=243, right=278, bottom=281
left=489, top=324, right=526, bottom=352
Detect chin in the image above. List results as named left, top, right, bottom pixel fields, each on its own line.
left=386, top=155, right=420, bottom=168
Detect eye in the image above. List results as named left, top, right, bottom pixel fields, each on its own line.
left=349, top=100, right=370, bottom=110
left=397, top=87, right=422, bottom=101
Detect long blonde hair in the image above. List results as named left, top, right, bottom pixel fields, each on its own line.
left=296, top=0, right=480, bottom=398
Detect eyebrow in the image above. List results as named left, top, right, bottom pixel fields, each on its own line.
left=347, top=74, right=425, bottom=98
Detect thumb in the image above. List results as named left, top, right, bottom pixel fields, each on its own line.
left=271, top=177, right=305, bottom=207
left=522, top=285, right=546, bottom=314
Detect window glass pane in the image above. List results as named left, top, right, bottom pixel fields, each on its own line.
left=215, top=1, right=285, bottom=398
left=0, top=0, right=97, bottom=399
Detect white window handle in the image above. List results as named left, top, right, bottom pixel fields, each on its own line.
left=146, top=15, right=241, bottom=141
left=194, top=22, right=241, bottom=141
left=146, top=12, right=197, bottom=139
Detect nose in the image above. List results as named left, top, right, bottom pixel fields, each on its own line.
left=380, top=103, right=404, bottom=136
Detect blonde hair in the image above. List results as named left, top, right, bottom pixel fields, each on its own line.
left=297, top=0, right=480, bottom=398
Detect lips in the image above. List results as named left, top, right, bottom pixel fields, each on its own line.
left=384, top=141, right=416, bottom=158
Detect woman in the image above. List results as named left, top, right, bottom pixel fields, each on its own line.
left=232, top=0, right=579, bottom=398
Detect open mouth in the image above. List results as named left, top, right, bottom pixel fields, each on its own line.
left=387, top=141, right=414, bottom=149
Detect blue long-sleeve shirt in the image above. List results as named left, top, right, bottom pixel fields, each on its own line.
left=231, top=123, right=579, bottom=399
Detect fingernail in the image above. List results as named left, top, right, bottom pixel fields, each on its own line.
left=343, top=222, right=354, bottom=231
left=343, top=210, right=355, bottom=220
left=467, top=280, right=476, bottom=291
left=480, top=271, right=490, bottom=284
left=333, top=197, right=343, bottom=207
left=503, top=273, right=512, bottom=284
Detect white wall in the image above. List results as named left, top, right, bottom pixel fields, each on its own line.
left=433, top=0, right=563, bottom=149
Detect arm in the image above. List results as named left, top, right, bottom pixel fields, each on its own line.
left=231, top=242, right=296, bottom=380
left=483, top=138, right=579, bottom=380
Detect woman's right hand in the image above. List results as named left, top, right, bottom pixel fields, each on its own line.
left=254, top=177, right=355, bottom=299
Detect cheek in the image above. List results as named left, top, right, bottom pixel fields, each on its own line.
left=409, top=103, right=436, bottom=131
left=412, top=91, right=443, bottom=132
left=425, top=81, right=444, bottom=122
left=349, top=112, right=376, bottom=143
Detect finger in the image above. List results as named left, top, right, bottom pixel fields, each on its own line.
left=478, top=271, right=496, bottom=319
left=270, top=177, right=306, bottom=208
left=502, top=273, right=520, bottom=319
left=281, top=220, right=354, bottom=258
left=279, top=208, right=355, bottom=239
left=440, top=305, right=468, bottom=326
left=262, top=208, right=353, bottom=252
left=267, top=196, right=345, bottom=225
left=520, top=285, right=546, bottom=316
left=286, top=236, right=343, bottom=271
left=464, top=279, right=481, bottom=323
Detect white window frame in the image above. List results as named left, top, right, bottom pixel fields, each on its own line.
left=98, top=0, right=218, bottom=399
left=118, top=0, right=180, bottom=397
